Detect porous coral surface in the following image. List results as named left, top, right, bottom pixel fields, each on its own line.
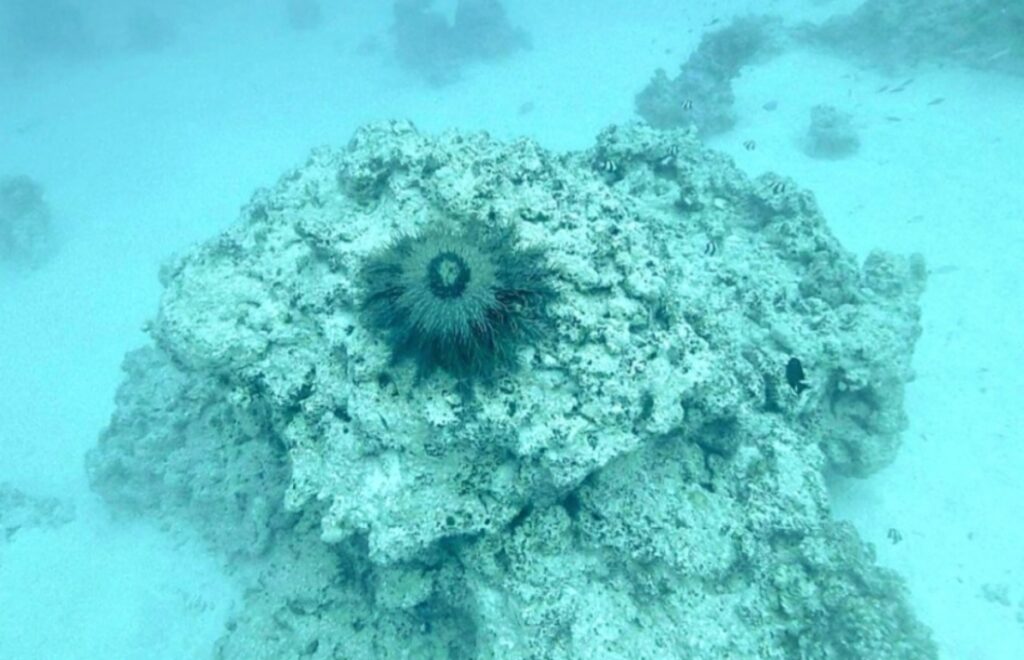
left=88, top=121, right=935, bottom=658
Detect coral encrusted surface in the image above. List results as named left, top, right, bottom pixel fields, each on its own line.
left=87, top=121, right=935, bottom=659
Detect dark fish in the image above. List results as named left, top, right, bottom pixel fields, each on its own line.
left=743, top=140, right=756, bottom=151
left=885, top=116, right=903, bottom=122
left=876, top=85, right=890, bottom=93
left=889, top=77, right=915, bottom=93
left=985, top=48, right=1011, bottom=63
left=681, top=99, right=694, bottom=111
left=785, top=357, right=809, bottom=393
left=927, top=97, right=945, bottom=106
left=657, top=144, right=681, bottom=166
left=703, top=241, right=717, bottom=256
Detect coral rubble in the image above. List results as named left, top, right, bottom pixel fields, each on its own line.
left=0, top=483, right=74, bottom=545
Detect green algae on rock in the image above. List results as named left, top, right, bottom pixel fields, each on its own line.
left=88, top=121, right=935, bottom=659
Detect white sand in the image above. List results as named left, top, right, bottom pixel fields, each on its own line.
left=1, top=2, right=1020, bottom=657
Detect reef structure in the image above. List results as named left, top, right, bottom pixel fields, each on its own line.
left=88, top=121, right=935, bottom=659
left=804, top=0, right=1024, bottom=76
left=391, top=0, right=530, bottom=85
left=803, top=104, right=860, bottom=160
left=0, top=175, right=55, bottom=269
left=635, top=15, right=783, bottom=136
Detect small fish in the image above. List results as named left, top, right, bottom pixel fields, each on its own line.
left=927, top=97, right=945, bottom=106
left=681, top=99, right=694, bottom=111
left=597, top=158, right=618, bottom=173
left=876, top=85, right=890, bottom=93
left=703, top=241, right=717, bottom=256
left=769, top=180, right=787, bottom=195
left=884, top=116, right=903, bottom=122
left=743, top=140, right=756, bottom=151
left=985, top=47, right=1011, bottom=63
left=785, top=357, right=809, bottom=393
left=886, top=528, right=903, bottom=545
left=762, top=100, right=778, bottom=111
left=517, top=101, right=535, bottom=115
left=889, top=77, right=915, bottom=93
left=657, top=144, right=681, bottom=166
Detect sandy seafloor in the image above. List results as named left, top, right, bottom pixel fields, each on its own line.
left=0, top=1, right=1021, bottom=657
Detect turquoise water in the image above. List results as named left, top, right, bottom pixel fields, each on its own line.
left=1, top=2, right=1022, bottom=658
